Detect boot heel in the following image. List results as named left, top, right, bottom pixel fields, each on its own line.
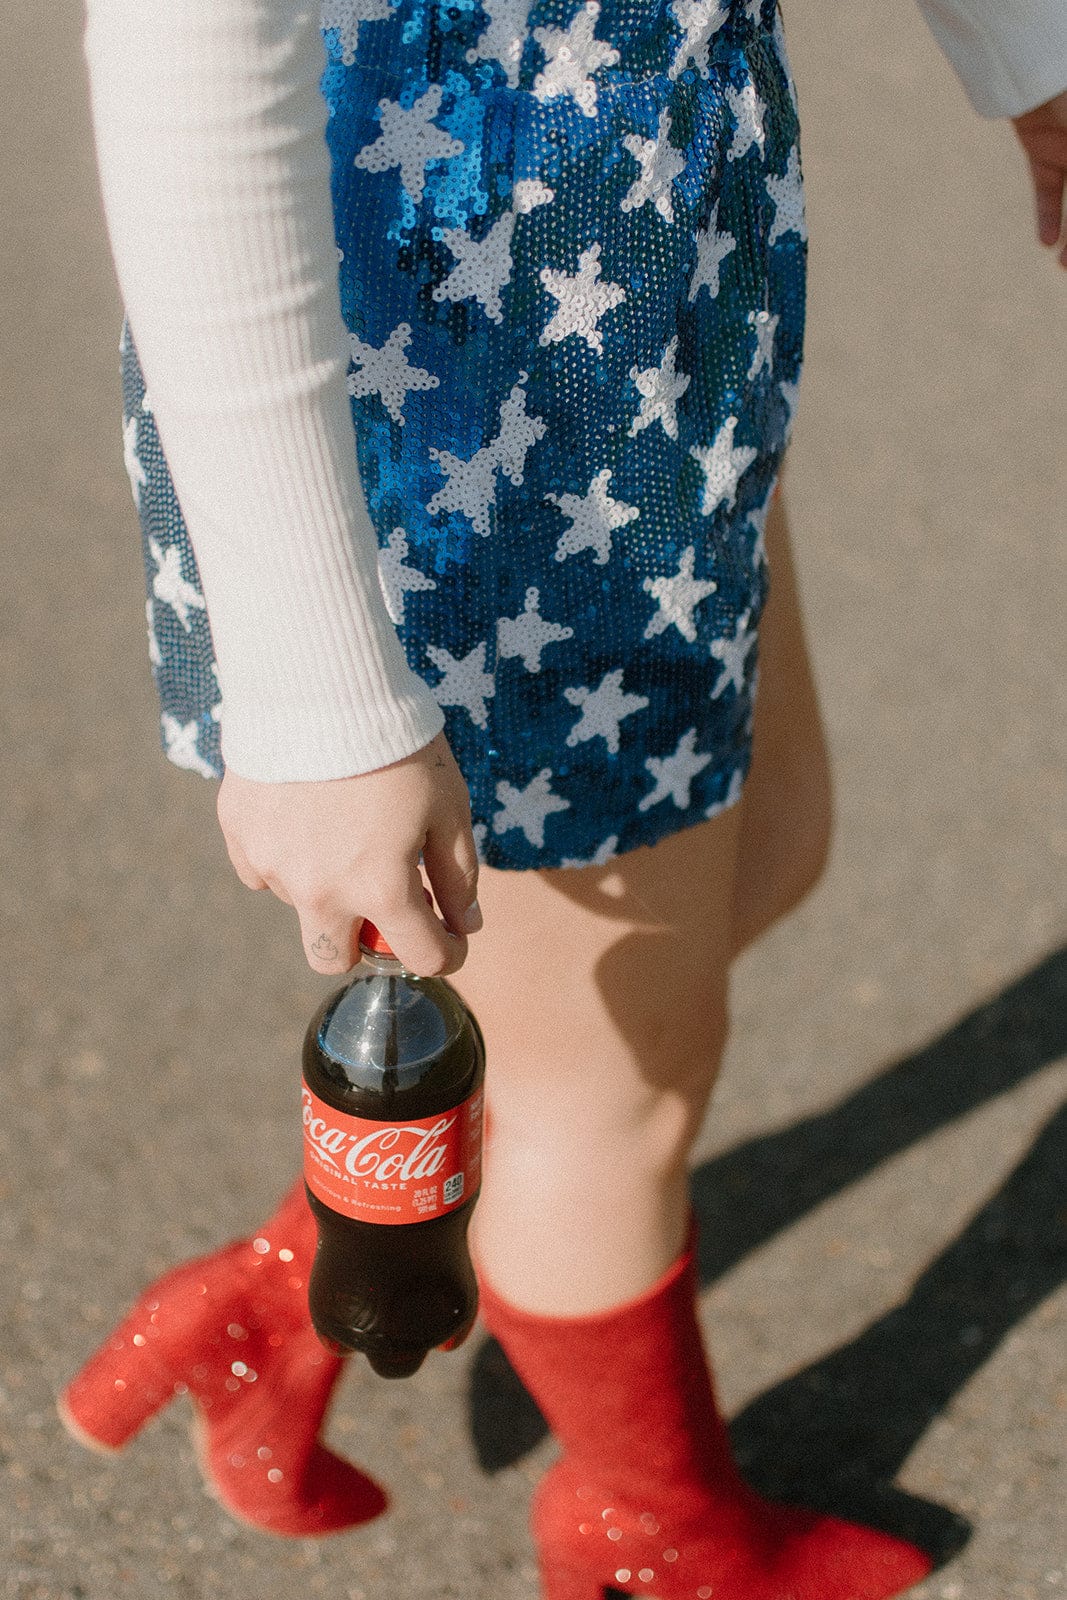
left=537, top=1549, right=606, bottom=1600
left=58, top=1324, right=176, bottom=1451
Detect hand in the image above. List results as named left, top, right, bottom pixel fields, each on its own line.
left=216, top=730, right=482, bottom=978
left=1012, top=88, right=1067, bottom=268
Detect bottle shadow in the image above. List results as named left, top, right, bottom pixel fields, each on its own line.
left=468, top=945, right=1067, bottom=1566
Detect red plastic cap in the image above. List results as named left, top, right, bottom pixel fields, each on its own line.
left=358, top=918, right=395, bottom=957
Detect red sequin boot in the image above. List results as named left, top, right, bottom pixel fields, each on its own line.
left=477, top=1226, right=933, bottom=1600
left=58, top=1179, right=387, bottom=1536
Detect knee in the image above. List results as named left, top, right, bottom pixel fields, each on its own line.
left=484, top=993, right=730, bottom=1188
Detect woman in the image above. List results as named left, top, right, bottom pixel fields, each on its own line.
left=61, top=0, right=1066, bottom=1593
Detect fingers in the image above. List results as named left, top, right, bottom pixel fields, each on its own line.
left=293, top=862, right=468, bottom=980
left=228, top=839, right=471, bottom=978
left=264, top=874, right=294, bottom=907
left=1028, top=154, right=1066, bottom=251
left=213, top=744, right=479, bottom=981
left=421, top=811, right=482, bottom=939
left=294, top=907, right=358, bottom=975
left=224, top=834, right=270, bottom=891
left=369, top=860, right=468, bottom=978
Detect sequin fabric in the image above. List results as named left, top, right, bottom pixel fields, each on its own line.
left=122, top=0, right=806, bottom=869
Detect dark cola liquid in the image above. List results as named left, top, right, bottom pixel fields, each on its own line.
left=302, top=948, right=485, bottom=1378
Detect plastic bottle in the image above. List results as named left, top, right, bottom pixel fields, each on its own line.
left=302, top=915, right=485, bottom=1378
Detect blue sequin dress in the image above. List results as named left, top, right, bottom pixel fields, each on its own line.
left=122, top=0, right=806, bottom=869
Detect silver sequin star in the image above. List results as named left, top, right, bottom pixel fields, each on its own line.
left=766, top=144, right=807, bottom=245
left=425, top=640, right=495, bottom=728
left=466, top=0, right=532, bottom=88
left=638, top=727, right=713, bottom=811
left=493, top=378, right=550, bottom=484
left=549, top=467, right=639, bottom=566
left=497, top=586, right=574, bottom=672
left=688, top=203, right=736, bottom=301
left=432, top=211, right=516, bottom=325
left=512, top=178, right=555, bottom=213
left=532, top=1, right=620, bottom=119
left=321, top=0, right=392, bottom=65
left=123, top=415, right=148, bottom=509
left=377, top=527, right=437, bottom=625
left=668, top=0, right=728, bottom=79
left=427, top=380, right=545, bottom=535
left=426, top=441, right=498, bottom=537
left=353, top=84, right=465, bottom=203
left=620, top=108, right=686, bottom=225
left=746, top=309, right=779, bottom=381
left=149, top=537, right=206, bottom=633
left=539, top=241, right=627, bottom=355
left=689, top=415, right=757, bottom=517
left=145, top=599, right=162, bottom=669
left=492, top=767, right=572, bottom=847
left=709, top=610, right=756, bottom=697
left=628, top=334, right=691, bottom=441
left=563, top=668, right=650, bottom=754
left=642, top=543, right=718, bottom=643
left=558, top=833, right=620, bottom=868
left=347, top=321, right=439, bottom=425
left=161, top=714, right=217, bottom=779
left=725, top=79, right=766, bottom=161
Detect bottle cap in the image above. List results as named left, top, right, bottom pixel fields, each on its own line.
left=357, top=918, right=395, bottom=957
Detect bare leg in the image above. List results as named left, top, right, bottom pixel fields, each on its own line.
left=730, top=483, right=833, bottom=956
left=461, top=801, right=743, bottom=1314
left=454, top=493, right=937, bottom=1600
left=457, top=485, right=832, bottom=1315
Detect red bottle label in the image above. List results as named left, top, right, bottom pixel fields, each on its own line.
left=302, top=1080, right=483, bottom=1226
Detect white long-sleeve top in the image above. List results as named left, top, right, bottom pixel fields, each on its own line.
left=82, top=0, right=1067, bottom=781
left=83, top=0, right=446, bottom=780
left=918, top=0, right=1067, bottom=119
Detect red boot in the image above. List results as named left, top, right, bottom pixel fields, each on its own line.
left=58, top=1179, right=387, bottom=1536
left=477, top=1226, right=933, bottom=1600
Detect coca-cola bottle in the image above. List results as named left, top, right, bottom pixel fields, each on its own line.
left=302, top=914, right=485, bottom=1378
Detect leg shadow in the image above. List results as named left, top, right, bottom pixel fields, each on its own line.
left=730, top=1099, right=1067, bottom=1561
left=469, top=945, right=1066, bottom=1520
left=689, top=945, right=1067, bottom=1286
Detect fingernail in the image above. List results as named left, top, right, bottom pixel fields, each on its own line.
left=457, top=899, right=483, bottom=934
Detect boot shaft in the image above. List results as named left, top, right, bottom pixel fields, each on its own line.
left=477, top=1230, right=747, bottom=1509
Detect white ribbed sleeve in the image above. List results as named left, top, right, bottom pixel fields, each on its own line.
left=82, top=0, right=445, bottom=781
left=915, top=0, right=1067, bottom=117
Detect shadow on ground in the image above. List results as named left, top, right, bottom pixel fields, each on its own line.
left=468, top=945, right=1067, bottom=1567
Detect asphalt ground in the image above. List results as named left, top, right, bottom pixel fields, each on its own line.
left=2, top=1, right=1065, bottom=1597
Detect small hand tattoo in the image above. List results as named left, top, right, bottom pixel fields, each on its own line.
left=434, top=754, right=446, bottom=767
left=311, top=933, right=339, bottom=961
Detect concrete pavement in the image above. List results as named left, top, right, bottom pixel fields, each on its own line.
left=2, top=0, right=1064, bottom=1595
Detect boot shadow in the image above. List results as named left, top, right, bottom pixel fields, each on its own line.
left=469, top=944, right=1066, bottom=1562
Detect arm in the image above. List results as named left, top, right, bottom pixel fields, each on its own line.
left=1012, top=90, right=1067, bottom=267
left=914, top=0, right=1067, bottom=264
left=914, top=0, right=1067, bottom=118
left=82, top=0, right=445, bottom=782
left=82, top=0, right=479, bottom=975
